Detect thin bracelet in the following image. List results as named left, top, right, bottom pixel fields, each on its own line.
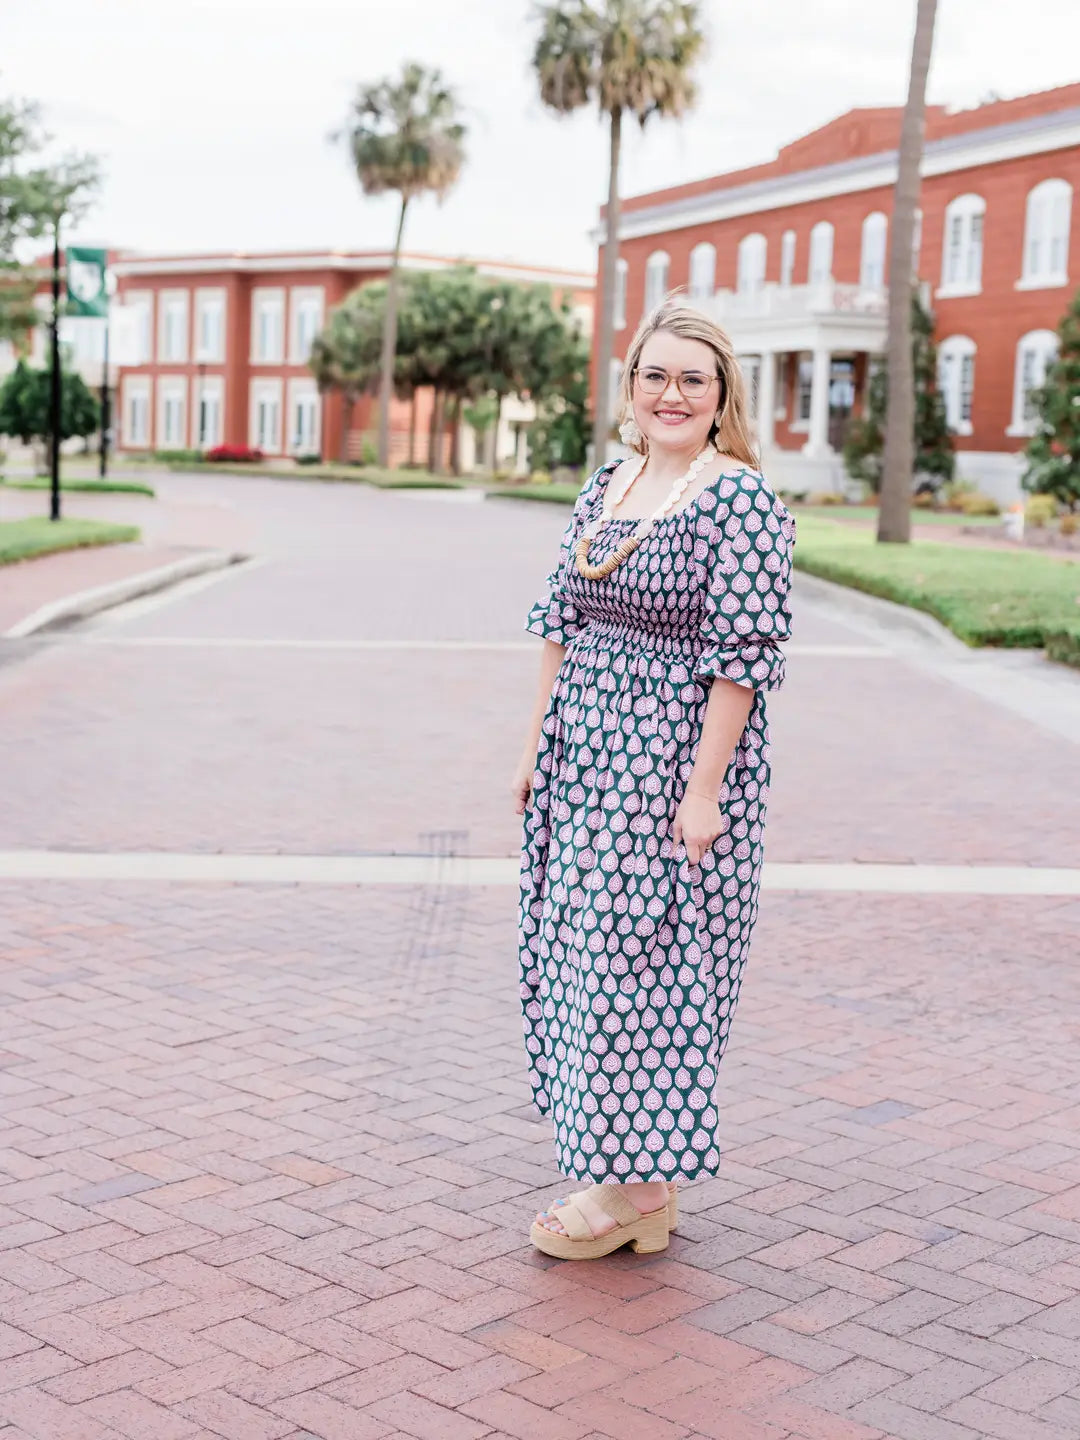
left=685, top=784, right=718, bottom=800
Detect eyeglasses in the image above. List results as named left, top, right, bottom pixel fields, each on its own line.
left=633, top=366, right=720, bottom=401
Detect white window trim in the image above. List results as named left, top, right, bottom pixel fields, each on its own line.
left=644, top=250, right=670, bottom=313
left=1006, top=329, right=1058, bottom=437
left=1017, top=177, right=1072, bottom=290
left=937, top=335, right=976, bottom=436
left=859, top=211, right=888, bottom=291
left=250, top=377, right=284, bottom=452
left=194, top=288, right=226, bottom=363
left=157, top=290, right=189, bottom=364
left=157, top=375, right=188, bottom=449
left=937, top=193, right=985, bottom=299
left=251, top=287, right=286, bottom=365
left=779, top=230, right=796, bottom=289
left=289, top=286, right=324, bottom=365
left=287, top=378, right=321, bottom=455
left=613, top=258, right=628, bottom=329
left=736, top=233, right=767, bottom=296
left=791, top=352, right=813, bottom=431
left=193, top=373, right=225, bottom=449
left=121, top=376, right=151, bottom=447
left=808, top=221, right=834, bottom=286
left=121, top=289, right=154, bottom=364
left=688, top=242, right=716, bottom=300
left=774, top=354, right=788, bottom=418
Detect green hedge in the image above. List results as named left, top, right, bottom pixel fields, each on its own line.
left=1045, top=622, right=1080, bottom=669
left=0, top=517, right=140, bottom=566
left=793, top=516, right=1080, bottom=651
left=1, top=477, right=155, bottom=497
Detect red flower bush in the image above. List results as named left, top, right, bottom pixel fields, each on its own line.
left=205, top=444, right=265, bottom=463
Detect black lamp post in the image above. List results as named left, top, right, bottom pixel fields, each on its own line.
left=49, top=217, right=62, bottom=521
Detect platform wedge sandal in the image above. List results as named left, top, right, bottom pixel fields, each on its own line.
left=529, top=1184, right=670, bottom=1260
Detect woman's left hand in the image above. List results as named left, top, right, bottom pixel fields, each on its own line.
left=672, top=791, right=726, bottom=866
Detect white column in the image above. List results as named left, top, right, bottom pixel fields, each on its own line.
left=803, top=345, right=832, bottom=457
left=756, top=351, right=776, bottom=450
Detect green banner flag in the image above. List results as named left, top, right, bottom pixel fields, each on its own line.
left=66, top=246, right=109, bottom=317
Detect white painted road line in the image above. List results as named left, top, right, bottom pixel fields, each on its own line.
left=0, top=851, right=1077, bottom=894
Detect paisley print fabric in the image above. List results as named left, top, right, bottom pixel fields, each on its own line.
left=519, top=461, right=795, bottom=1183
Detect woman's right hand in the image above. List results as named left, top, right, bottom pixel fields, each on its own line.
left=511, top=756, right=535, bottom=815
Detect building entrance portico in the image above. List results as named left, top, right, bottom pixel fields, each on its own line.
left=698, top=279, right=888, bottom=491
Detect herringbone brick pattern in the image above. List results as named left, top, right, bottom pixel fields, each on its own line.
left=1, top=882, right=1077, bottom=1440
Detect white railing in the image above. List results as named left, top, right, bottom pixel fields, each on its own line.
left=705, top=279, right=889, bottom=324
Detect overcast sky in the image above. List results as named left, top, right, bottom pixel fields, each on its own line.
left=8, top=0, right=1080, bottom=274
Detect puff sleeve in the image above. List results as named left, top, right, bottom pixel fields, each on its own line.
left=524, top=465, right=605, bottom=645
left=695, top=470, right=795, bottom=692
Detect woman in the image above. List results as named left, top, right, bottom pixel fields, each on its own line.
left=513, top=297, right=795, bottom=1261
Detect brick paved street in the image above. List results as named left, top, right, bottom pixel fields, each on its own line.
left=1, top=476, right=1079, bottom=1440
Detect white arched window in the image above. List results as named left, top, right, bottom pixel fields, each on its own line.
left=1020, top=179, right=1072, bottom=288
left=940, top=194, right=985, bottom=295
left=808, top=221, right=834, bottom=285
left=736, top=233, right=767, bottom=296
left=644, top=250, right=670, bottom=312
left=780, top=230, right=796, bottom=288
left=613, top=257, right=628, bottom=329
left=1010, top=330, right=1058, bottom=434
left=688, top=242, right=716, bottom=300
left=860, top=212, right=888, bottom=290
left=937, top=335, right=976, bottom=434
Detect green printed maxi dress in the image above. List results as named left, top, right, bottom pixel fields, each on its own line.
left=519, top=461, right=795, bottom=1183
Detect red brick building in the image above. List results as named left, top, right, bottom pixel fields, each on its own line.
left=600, top=83, right=1080, bottom=500
left=105, top=251, right=593, bottom=466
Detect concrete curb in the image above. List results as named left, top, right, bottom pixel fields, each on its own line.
left=792, top=569, right=973, bottom=654
left=4, top=549, right=249, bottom=639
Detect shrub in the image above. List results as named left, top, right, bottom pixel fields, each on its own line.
left=294, top=453, right=323, bottom=466
left=807, top=490, right=845, bottom=505
left=492, top=469, right=514, bottom=483
left=1061, top=513, right=1078, bottom=537
left=958, top=492, right=1000, bottom=516
left=1045, top=622, right=1080, bottom=669
left=528, top=469, right=553, bottom=486
left=912, top=490, right=937, bottom=509
left=204, top=444, right=265, bottom=464
left=1026, top=494, right=1058, bottom=528
left=153, top=449, right=202, bottom=464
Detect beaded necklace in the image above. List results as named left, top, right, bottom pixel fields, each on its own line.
left=574, top=445, right=716, bottom=581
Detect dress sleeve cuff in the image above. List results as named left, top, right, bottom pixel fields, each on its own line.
left=695, top=641, right=786, bottom=692
left=525, top=595, right=581, bottom=645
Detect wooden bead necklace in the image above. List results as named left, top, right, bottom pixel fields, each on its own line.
left=575, top=445, right=717, bottom=581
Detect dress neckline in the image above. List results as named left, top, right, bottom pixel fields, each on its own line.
left=594, top=459, right=758, bottom=524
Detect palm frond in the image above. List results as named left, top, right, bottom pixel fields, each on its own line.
left=340, top=61, right=467, bottom=203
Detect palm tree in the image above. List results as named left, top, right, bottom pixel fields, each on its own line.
left=338, top=62, right=466, bottom=468
left=878, top=0, right=939, bottom=543
left=533, top=1, right=705, bottom=465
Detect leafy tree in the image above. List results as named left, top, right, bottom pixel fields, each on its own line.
left=843, top=295, right=953, bottom=493
left=0, top=93, right=101, bottom=342
left=0, top=357, right=100, bottom=451
left=534, top=0, right=705, bottom=464
left=878, top=0, right=939, bottom=543
left=337, top=63, right=466, bottom=468
left=1024, top=289, right=1080, bottom=509
left=311, top=267, right=588, bottom=472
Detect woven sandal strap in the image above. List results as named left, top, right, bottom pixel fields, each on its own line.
left=590, top=1185, right=648, bottom=1227
left=554, top=1197, right=596, bottom=1241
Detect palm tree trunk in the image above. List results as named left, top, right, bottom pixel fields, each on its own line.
left=340, top=391, right=356, bottom=462
left=377, top=194, right=409, bottom=469
left=408, top=391, right=417, bottom=466
left=591, top=105, right=622, bottom=468
left=878, top=0, right=938, bottom=544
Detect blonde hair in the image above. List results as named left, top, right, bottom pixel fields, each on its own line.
left=615, top=295, right=759, bottom=468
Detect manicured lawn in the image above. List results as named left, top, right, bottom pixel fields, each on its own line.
left=793, top=504, right=1001, bottom=527
left=793, top=514, right=1080, bottom=652
left=0, top=517, right=140, bottom=566
left=162, top=459, right=465, bottom=489
left=1, top=477, right=156, bottom=497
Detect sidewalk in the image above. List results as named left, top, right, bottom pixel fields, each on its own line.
left=0, top=474, right=253, bottom=634
left=0, top=479, right=1077, bottom=1440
